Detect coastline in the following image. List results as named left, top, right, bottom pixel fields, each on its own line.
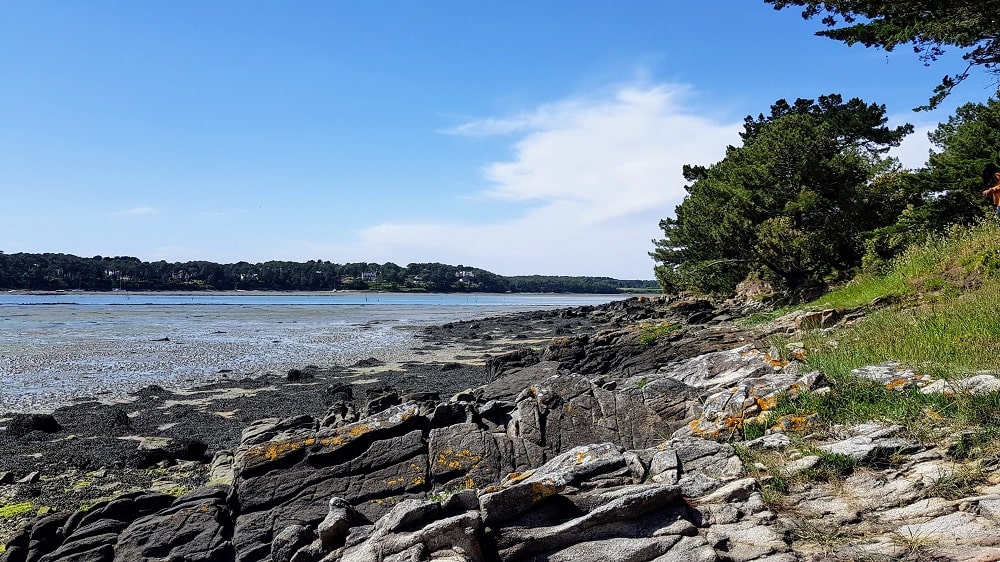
left=0, top=293, right=626, bottom=413
left=0, top=297, right=634, bottom=542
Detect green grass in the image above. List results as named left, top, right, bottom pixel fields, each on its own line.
left=743, top=220, right=1000, bottom=446
left=637, top=322, right=678, bottom=345
left=734, top=443, right=856, bottom=508
left=750, top=376, right=1000, bottom=445
left=922, top=463, right=989, bottom=500
left=795, top=220, right=1000, bottom=312
left=803, top=286, right=1000, bottom=379
left=809, top=271, right=909, bottom=311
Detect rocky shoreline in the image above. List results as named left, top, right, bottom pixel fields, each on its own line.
left=4, top=295, right=1000, bottom=561
left=0, top=298, right=685, bottom=546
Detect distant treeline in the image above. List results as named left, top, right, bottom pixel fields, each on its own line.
left=0, top=252, right=659, bottom=294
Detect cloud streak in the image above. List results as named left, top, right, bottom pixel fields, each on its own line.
left=314, top=83, right=744, bottom=278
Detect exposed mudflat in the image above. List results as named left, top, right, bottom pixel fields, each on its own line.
left=0, top=301, right=631, bottom=541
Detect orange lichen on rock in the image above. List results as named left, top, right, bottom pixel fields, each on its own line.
left=245, top=436, right=315, bottom=463
left=688, top=419, right=724, bottom=440
left=770, top=413, right=816, bottom=433
left=530, top=479, right=559, bottom=502
left=754, top=394, right=779, bottom=411
left=765, top=353, right=788, bottom=368
left=436, top=448, right=482, bottom=471
left=885, top=377, right=915, bottom=390
left=505, top=470, right=533, bottom=484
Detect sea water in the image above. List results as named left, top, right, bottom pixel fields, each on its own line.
left=0, top=292, right=626, bottom=412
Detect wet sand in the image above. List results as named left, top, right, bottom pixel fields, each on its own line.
left=0, top=299, right=600, bottom=412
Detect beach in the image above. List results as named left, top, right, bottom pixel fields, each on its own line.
left=0, top=294, right=645, bottom=545
left=0, top=292, right=625, bottom=412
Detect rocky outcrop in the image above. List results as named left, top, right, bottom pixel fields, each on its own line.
left=2, top=302, right=789, bottom=562
left=10, top=295, right=1000, bottom=562
left=239, top=438, right=751, bottom=562
left=0, top=489, right=231, bottom=562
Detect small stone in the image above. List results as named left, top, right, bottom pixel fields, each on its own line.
left=318, top=497, right=360, bottom=548
left=744, top=433, right=791, bottom=450
left=450, top=389, right=476, bottom=402
left=782, top=455, right=821, bottom=476
left=17, top=471, right=40, bottom=483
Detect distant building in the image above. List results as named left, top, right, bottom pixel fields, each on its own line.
left=361, top=271, right=378, bottom=282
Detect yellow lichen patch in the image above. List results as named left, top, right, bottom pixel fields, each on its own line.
left=505, top=470, right=534, bottom=484
left=410, top=475, right=426, bottom=487
left=574, top=450, right=589, bottom=465
left=763, top=352, right=787, bottom=367
left=244, top=429, right=352, bottom=464
left=484, top=485, right=503, bottom=493
left=260, top=439, right=306, bottom=462
left=347, top=423, right=371, bottom=437
left=318, top=435, right=347, bottom=447
left=386, top=477, right=406, bottom=487
left=529, top=480, right=558, bottom=502
left=435, top=448, right=482, bottom=471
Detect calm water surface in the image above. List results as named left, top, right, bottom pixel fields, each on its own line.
left=0, top=292, right=627, bottom=411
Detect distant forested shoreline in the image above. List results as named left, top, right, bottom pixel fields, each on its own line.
left=0, top=252, right=658, bottom=294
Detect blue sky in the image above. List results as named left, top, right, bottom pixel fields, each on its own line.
left=2, top=2, right=996, bottom=279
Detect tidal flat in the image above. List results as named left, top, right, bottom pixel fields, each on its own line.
left=0, top=293, right=625, bottom=412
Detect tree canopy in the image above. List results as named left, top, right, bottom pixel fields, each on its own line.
left=650, top=94, right=912, bottom=295
left=0, top=253, right=657, bottom=294
left=765, top=0, right=1000, bottom=109
left=861, top=97, right=1000, bottom=267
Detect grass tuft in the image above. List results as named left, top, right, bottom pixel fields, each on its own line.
left=922, top=463, right=988, bottom=500
left=637, top=322, right=678, bottom=345
left=0, top=502, right=34, bottom=519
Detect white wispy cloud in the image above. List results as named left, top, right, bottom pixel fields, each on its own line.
left=308, top=83, right=743, bottom=278
left=110, top=206, right=158, bottom=217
